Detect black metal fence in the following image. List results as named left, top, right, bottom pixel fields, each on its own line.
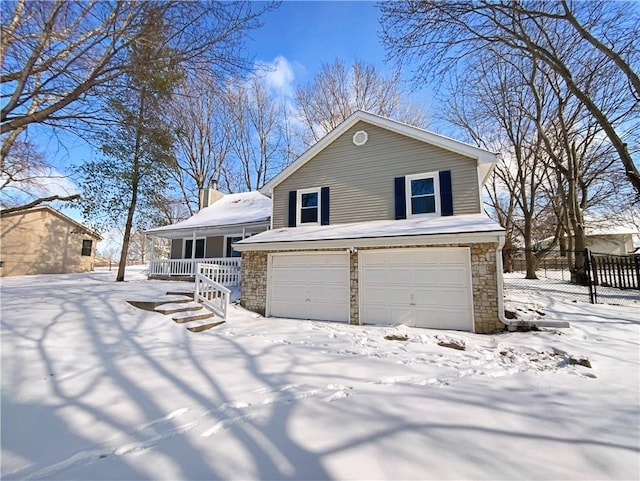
left=503, top=249, right=640, bottom=307
left=590, top=253, right=640, bottom=290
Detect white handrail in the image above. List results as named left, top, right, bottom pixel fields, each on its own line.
left=149, top=257, right=241, bottom=286
left=194, top=263, right=231, bottom=320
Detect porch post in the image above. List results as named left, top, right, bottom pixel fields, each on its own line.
left=148, top=236, right=155, bottom=277
left=191, top=231, right=196, bottom=276
left=150, top=236, right=155, bottom=262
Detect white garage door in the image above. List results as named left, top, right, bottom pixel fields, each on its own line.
left=359, top=248, right=474, bottom=331
left=268, top=252, right=350, bottom=322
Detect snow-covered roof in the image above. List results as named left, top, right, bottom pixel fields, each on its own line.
left=585, top=224, right=639, bottom=237
left=145, top=191, right=271, bottom=237
left=235, top=214, right=504, bottom=250
left=583, top=213, right=639, bottom=237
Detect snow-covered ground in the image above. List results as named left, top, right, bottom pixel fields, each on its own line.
left=1, top=267, right=639, bottom=480
left=504, top=271, right=640, bottom=307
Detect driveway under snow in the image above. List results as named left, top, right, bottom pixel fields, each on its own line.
left=1, top=267, right=638, bottom=480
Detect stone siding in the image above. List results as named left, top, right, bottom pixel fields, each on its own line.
left=349, top=251, right=359, bottom=325
left=241, top=243, right=505, bottom=333
left=469, top=243, right=504, bottom=333
left=240, top=251, right=268, bottom=315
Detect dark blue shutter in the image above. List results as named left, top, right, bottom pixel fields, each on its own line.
left=320, top=187, right=330, bottom=225
left=394, top=177, right=406, bottom=220
left=439, top=170, right=453, bottom=216
left=288, top=191, right=297, bottom=227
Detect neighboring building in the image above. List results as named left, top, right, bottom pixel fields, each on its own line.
left=145, top=188, right=271, bottom=279
left=584, top=224, right=638, bottom=255
left=0, top=206, right=101, bottom=277
left=235, top=110, right=506, bottom=333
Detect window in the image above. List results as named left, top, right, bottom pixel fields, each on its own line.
left=225, top=236, right=243, bottom=258
left=184, top=238, right=205, bottom=258
left=81, top=239, right=92, bottom=257
left=297, top=188, right=320, bottom=225
left=288, top=187, right=330, bottom=227
left=406, top=172, right=440, bottom=217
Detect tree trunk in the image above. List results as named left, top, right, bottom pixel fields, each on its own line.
left=523, top=222, right=538, bottom=279
left=502, top=241, right=514, bottom=274
left=565, top=148, right=588, bottom=285
left=116, top=88, right=146, bottom=282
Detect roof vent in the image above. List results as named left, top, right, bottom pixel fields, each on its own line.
left=353, top=130, right=368, bottom=146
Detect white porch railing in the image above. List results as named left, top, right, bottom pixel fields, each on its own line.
left=195, top=263, right=231, bottom=320
left=148, top=257, right=241, bottom=286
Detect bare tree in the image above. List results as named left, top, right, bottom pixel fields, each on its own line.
left=445, top=39, right=626, bottom=281
left=0, top=138, right=79, bottom=212
left=226, top=76, right=284, bottom=190
left=127, top=230, right=152, bottom=263
left=1, top=0, right=272, bottom=172
left=380, top=0, right=640, bottom=195
left=167, top=74, right=233, bottom=213
left=532, top=59, right=623, bottom=283
left=445, top=51, right=556, bottom=278
left=295, top=59, right=429, bottom=144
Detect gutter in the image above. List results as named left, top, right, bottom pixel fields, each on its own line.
left=234, top=230, right=505, bottom=252
left=495, top=237, right=570, bottom=330
left=145, top=220, right=270, bottom=238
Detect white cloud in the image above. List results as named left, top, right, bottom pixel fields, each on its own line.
left=0, top=166, right=79, bottom=207
left=255, top=55, right=298, bottom=98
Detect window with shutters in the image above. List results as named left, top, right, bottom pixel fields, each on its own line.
left=405, top=172, right=440, bottom=217
left=297, top=187, right=321, bottom=225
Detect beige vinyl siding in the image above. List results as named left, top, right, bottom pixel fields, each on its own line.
left=206, top=236, right=224, bottom=257
left=272, top=121, right=481, bottom=228
left=170, top=239, right=182, bottom=259
left=0, top=208, right=99, bottom=277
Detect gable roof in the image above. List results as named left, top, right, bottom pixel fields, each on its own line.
left=145, top=191, right=271, bottom=238
left=261, top=110, right=498, bottom=194
left=1, top=205, right=102, bottom=240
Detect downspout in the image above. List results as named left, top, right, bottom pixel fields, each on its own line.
left=495, top=235, right=570, bottom=330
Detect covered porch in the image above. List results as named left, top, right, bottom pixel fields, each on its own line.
left=145, top=222, right=265, bottom=286
left=144, top=190, right=272, bottom=286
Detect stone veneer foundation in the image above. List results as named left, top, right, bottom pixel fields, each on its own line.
left=241, top=243, right=505, bottom=334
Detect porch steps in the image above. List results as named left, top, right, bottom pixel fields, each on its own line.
left=128, top=291, right=225, bottom=332
left=127, top=295, right=193, bottom=312
left=155, top=301, right=203, bottom=315
left=187, top=320, right=226, bottom=333
left=166, top=291, right=194, bottom=299
left=172, top=309, right=214, bottom=324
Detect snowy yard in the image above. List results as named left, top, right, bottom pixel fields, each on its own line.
left=1, top=267, right=639, bottom=480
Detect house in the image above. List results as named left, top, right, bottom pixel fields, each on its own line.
left=234, top=111, right=507, bottom=333
left=584, top=222, right=638, bottom=255
left=145, top=187, right=271, bottom=279
left=0, top=205, right=101, bottom=277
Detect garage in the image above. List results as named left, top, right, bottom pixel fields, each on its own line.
left=359, top=247, right=474, bottom=331
left=268, top=252, right=350, bottom=322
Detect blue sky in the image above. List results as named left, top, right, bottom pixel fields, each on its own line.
left=245, top=1, right=389, bottom=86
left=18, top=1, right=431, bottom=229
left=49, top=2, right=408, bottom=164
left=44, top=2, right=428, bottom=172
